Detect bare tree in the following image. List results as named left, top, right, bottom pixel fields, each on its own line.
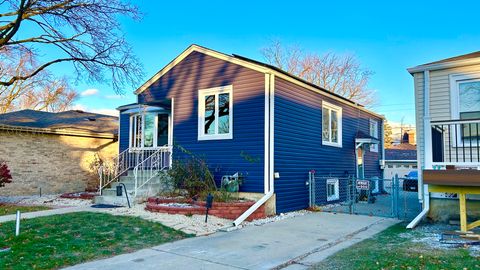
left=0, top=0, right=143, bottom=93
left=261, top=40, right=376, bottom=106
left=0, top=47, right=77, bottom=113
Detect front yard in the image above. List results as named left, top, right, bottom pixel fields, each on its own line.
left=0, top=212, right=190, bottom=269
left=314, top=223, right=480, bottom=270
left=0, top=204, right=51, bottom=216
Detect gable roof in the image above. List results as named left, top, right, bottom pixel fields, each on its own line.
left=0, top=109, right=118, bottom=137
left=408, top=50, right=480, bottom=74
left=135, top=44, right=384, bottom=119
left=387, top=143, right=416, bottom=151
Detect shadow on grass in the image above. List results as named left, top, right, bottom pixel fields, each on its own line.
left=0, top=211, right=191, bottom=269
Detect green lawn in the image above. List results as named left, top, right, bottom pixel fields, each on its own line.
left=0, top=204, right=51, bottom=216
left=0, top=212, right=191, bottom=270
left=313, top=224, right=480, bottom=270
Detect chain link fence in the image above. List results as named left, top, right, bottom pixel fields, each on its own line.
left=309, top=172, right=422, bottom=220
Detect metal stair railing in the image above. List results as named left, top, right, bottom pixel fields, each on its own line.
left=98, top=148, right=160, bottom=194
left=133, top=146, right=172, bottom=197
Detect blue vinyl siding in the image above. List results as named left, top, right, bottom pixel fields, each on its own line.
left=136, top=52, right=265, bottom=192
left=274, top=77, right=383, bottom=213
left=119, top=112, right=130, bottom=152
left=118, top=49, right=384, bottom=213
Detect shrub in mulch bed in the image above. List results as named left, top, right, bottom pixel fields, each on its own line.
left=145, top=197, right=266, bottom=221
left=60, top=192, right=97, bottom=200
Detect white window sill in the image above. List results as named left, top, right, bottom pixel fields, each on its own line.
left=198, top=134, right=233, bottom=141
left=327, top=196, right=340, bottom=202
left=322, top=141, right=343, bottom=148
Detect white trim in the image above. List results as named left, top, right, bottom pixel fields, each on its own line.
left=448, top=73, right=480, bottom=147
left=197, top=85, right=233, bottom=141
left=326, top=178, right=340, bottom=201
left=450, top=72, right=480, bottom=120
left=264, top=74, right=270, bottom=194
left=408, top=57, right=480, bottom=74
left=128, top=112, right=172, bottom=150
left=369, top=119, right=379, bottom=152
left=134, top=45, right=384, bottom=120
left=432, top=162, right=480, bottom=166
left=233, top=73, right=275, bottom=227
left=169, top=98, right=174, bottom=146
left=322, top=101, right=343, bottom=148
left=356, top=146, right=365, bottom=179
left=269, top=73, right=275, bottom=194
left=135, top=45, right=268, bottom=94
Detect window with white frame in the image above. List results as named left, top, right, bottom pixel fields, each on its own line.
left=369, top=119, right=379, bottom=152
left=130, top=113, right=169, bottom=149
left=198, top=85, right=233, bottom=140
left=326, top=178, right=340, bottom=201
left=322, top=101, right=342, bottom=147
left=452, top=77, right=480, bottom=141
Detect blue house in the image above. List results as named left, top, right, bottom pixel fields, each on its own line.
left=106, top=45, right=384, bottom=223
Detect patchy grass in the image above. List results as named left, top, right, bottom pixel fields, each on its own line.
left=313, top=223, right=480, bottom=270
left=0, top=204, right=51, bottom=216
left=0, top=212, right=190, bottom=269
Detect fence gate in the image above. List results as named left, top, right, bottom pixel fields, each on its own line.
left=308, top=173, right=422, bottom=220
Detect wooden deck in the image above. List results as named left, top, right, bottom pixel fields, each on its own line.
left=425, top=169, right=480, bottom=233
left=423, top=169, right=480, bottom=186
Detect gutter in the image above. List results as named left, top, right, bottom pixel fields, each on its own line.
left=233, top=73, right=275, bottom=227
left=407, top=70, right=431, bottom=229
left=407, top=57, right=480, bottom=74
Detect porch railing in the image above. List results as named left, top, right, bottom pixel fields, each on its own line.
left=431, top=119, right=480, bottom=166
left=98, top=148, right=170, bottom=194
left=133, top=146, right=172, bottom=197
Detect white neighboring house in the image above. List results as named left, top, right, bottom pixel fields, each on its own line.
left=408, top=51, right=480, bottom=224
left=384, top=144, right=417, bottom=179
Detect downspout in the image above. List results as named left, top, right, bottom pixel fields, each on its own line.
left=233, top=73, right=275, bottom=227
left=407, top=70, right=431, bottom=229
left=381, top=119, right=386, bottom=180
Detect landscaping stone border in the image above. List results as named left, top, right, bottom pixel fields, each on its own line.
left=145, top=197, right=266, bottom=221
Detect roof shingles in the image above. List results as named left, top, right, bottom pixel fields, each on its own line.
left=0, top=109, right=118, bottom=135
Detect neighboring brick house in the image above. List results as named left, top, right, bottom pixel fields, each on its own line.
left=0, top=109, right=118, bottom=196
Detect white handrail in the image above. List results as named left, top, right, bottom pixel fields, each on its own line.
left=133, top=146, right=172, bottom=197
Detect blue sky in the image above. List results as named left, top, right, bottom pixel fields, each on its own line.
left=69, top=0, right=480, bottom=126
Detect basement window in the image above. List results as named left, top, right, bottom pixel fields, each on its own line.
left=198, top=85, right=233, bottom=140
left=326, top=178, right=340, bottom=202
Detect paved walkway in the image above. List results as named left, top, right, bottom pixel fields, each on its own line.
left=65, top=212, right=400, bottom=270
left=0, top=206, right=93, bottom=223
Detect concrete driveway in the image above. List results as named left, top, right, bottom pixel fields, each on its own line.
left=65, top=212, right=399, bottom=270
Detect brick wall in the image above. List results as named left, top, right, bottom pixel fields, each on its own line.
left=0, top=131, right=118, bottom=196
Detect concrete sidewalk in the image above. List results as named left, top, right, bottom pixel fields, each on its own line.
left=0, top=206, right=93, bottom=223
left=65, top=212, right=400, bottom=270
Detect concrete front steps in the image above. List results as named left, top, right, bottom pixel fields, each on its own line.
left=95, top=170, right=170, bottom=206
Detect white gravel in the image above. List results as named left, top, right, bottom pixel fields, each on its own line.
left=95, top=203, right=231, bottom=236
left=1, top=195, right=315, bottom=236
left=407, top=223, right=480, bottom=257
left=0, top=195, right=93, bottom=207
left=240, top=210, right=309, bottom=227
